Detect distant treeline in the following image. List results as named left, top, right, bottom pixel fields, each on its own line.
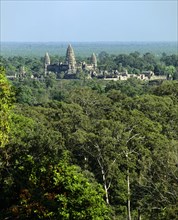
left=1, top=41, right=177, bottom=57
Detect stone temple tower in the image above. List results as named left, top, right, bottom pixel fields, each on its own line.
left=91, top=53, right=97, bottom=70
left=44, top=52, right=50, bottom=76
left=65, top=44, right=76, bottom=73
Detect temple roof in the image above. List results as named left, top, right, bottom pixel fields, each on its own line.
left=65, top=44, right=76, bottom=68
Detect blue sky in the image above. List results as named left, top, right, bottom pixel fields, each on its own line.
left=1, top=0, right=177, bottom=42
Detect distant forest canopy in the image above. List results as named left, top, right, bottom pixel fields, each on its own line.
left=1, top=41, right=178, bottom=57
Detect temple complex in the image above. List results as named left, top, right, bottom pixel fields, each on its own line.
left=44, top=47, right=166, bottom=80
left=8, top=44, right=167, bottom=81
left=44, top=44, right=97, bottom=78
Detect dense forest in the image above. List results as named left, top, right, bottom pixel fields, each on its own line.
left=0, top=50, right=178, bottom=220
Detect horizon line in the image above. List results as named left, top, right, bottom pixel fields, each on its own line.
left=1, top=40, right=178, bottom=43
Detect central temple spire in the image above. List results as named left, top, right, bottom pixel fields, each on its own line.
left=65, top=44, right=76, bottom=73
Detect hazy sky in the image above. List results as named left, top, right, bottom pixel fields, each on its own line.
left=1, top=0, right=177, bottom=42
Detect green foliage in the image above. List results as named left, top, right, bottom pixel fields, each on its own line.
left=153, top=80, right=178, bottom=103
left=1, top=150, right=111, bottom=219
left=0, top=66, right=14, bottom=147
left=105, top=78, right=148, bottom=97
left=51, top=156, right=111, bottom=219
